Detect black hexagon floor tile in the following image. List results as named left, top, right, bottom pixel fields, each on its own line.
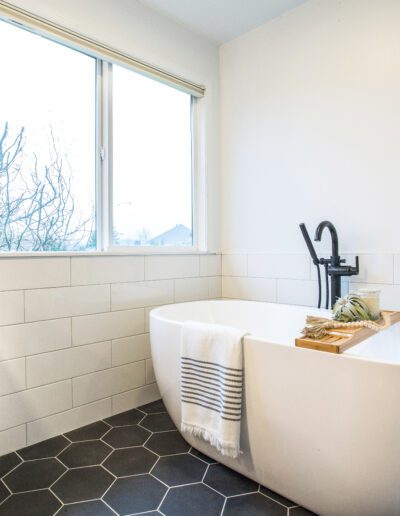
left=64, top=421, right=110, bottom=442
left=190, top=447, right=217, bottom=464
left=104, top=408, right=144, bottom=427
left=103, top=474, right=167, bottom=515
left=0, top=480, right=10, bottom=504
left=223, top=493, right=287, bottom=515
left=102, top=425, right=150, bottom=448
left=0, top=489, right=61, bottom=516
left=3, top=458, right=66, bottom=493
left=139, top=399, right=166, bottom=414
left=103, top=447, right=158, bottom=477
left=260, top=485, right=298, bottom=507
left=134, top=513, right=161, bottom=515
left=152, top=454, right=206, bottom=487
left=160, top=483, right=224, bottom=516
left=58, top=440, right=112, bottom=468
left=17, top=435, right=69, bottom=460
left=57, top=499, right=116, bottom=515
left=146, top=430, right=190, bottom=456
left=0, top=400, right=312, bottom=516
left=204, top=463, right=258, bottom=496
left=140, top=413, right=175, bottom=432
left=52, top=466, right=114, bottom=503
left=0, top=453, right=21, bottom=479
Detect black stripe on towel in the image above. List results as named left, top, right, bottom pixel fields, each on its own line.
left=181, top=365, right=242, bottom=383
left=181, top=354, right=243, bottom=421
left=181, top=383, right=241, bottom=400
left=181, top=366, right=243, bottom=387
left=181, top=358, right=243, bottom=378
left=182, top=357, right=243, bottom=372
left=181, top=374, right=242, bottom=394
left=181, top=388, right=242, bottom=407
left=181, top=378, right=242, bottom=395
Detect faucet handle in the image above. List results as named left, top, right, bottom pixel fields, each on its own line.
left=352, top=256, right=359, bottom=275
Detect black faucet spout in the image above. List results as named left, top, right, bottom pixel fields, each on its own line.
left=314, top=220, right=339, bottom=261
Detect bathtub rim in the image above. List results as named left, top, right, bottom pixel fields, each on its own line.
left=149, top=299, right=400, bottom=368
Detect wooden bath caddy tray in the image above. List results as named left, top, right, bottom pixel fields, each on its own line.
left=295, top=310, right=400, bottom=354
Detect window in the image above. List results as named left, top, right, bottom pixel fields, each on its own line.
left=112, top=65, right=193, bottom=248
left=0, top=19, right=96, bottom=252
left=0, top=16, right=196, bottom=253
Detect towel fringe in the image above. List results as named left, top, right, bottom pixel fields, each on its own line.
left=181, top=422, right=240, bottom=459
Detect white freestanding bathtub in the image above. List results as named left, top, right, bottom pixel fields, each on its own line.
left=149, top=300, right=400, bottom=516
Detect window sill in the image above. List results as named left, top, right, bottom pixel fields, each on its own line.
left=0, top=249, right=218, bottom=258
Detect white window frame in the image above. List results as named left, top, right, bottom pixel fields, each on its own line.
left=0, top=3, right=206, bottom=256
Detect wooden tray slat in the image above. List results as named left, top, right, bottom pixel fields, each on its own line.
left=295, top=310, right=400, bottom=354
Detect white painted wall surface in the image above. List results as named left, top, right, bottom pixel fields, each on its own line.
left=220, top=0, right=400, bottom=255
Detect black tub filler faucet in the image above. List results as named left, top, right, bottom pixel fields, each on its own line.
left=299, top=221, right=359, bottom=309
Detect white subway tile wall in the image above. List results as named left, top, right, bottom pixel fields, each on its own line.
left=222, top=253, right=400, bottom=310
left=0, top=254, right=221, bottom=455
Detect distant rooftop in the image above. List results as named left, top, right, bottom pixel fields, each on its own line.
left=147, top=224, right=192, bottom=246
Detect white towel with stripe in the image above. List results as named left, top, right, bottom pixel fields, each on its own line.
left=180, top=320, right=246, bottom=459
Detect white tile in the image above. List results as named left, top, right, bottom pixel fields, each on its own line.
left=349, top=282, right=400, bottom=311
left=145, top=255, right=199, bottom=280
left=145, top=306, right=159, bottom=333
left=0, top=358, right=26, bottom=396
left=112, top=384, right=160, bottom=415
left=200, top=255, right=221, bottom=277
left=27, top=398, right=111, bottom=445
left=0, top=380, right=72, bottom=431
left=27, top=341, right=112, bottom=388
left=222, top=254, right=247, bottom=276
left=112, top=334, right=151, bottom=367
left=277, top=279, right=319, bottom=307
left=145, top=359, right=155, bottom=384
left=71, top=256, right=144, bottom=285
left=111, top=280, right=173, bottom=311
left=395, top=255, right=400, bottom=284
left=0, top=425, right=26, bottom=455
left=72, top=309, right=144, bottom=346
left=208, top=276, right=222, bottom=299
left=0, top=258, right=70, bottom=291
left=0, top=319, right=71, bottom=362
left=343, top=254, right=393, bottom=284
left=72, top=362, right=146, bottom=406
left=174, top=277, right=209, bottom=302
left=248, top=254, right=310, bottom=280
left=25, top=285, right=110, bottom=322
left=222, top=276, right=276, bottom=302
left=0, top=291, right=24, bottom=327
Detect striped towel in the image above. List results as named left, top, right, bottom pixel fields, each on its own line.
left=180, top=320, right=246, bottom=459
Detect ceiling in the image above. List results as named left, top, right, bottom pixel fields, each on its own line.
left=139, top=0, right=308, bottom=44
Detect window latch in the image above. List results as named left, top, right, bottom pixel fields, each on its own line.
left=100, top=147, right=106, bottom=161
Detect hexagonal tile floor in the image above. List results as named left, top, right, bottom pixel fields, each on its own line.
left=0, top=399, right=316, bottom=515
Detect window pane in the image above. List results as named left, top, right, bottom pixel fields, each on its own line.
left=112, top=65, right=193, bottom=247
left=0, top=20, right=96, bottom=252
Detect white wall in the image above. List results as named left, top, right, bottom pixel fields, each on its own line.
left=0, top=0, right=221, bottom=455
left=221, top=0, right=400, bottom=255
left=220, top=0, right=400, bottom=308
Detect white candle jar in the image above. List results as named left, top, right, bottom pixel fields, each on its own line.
left=357, top=289, right=381, bottom=320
